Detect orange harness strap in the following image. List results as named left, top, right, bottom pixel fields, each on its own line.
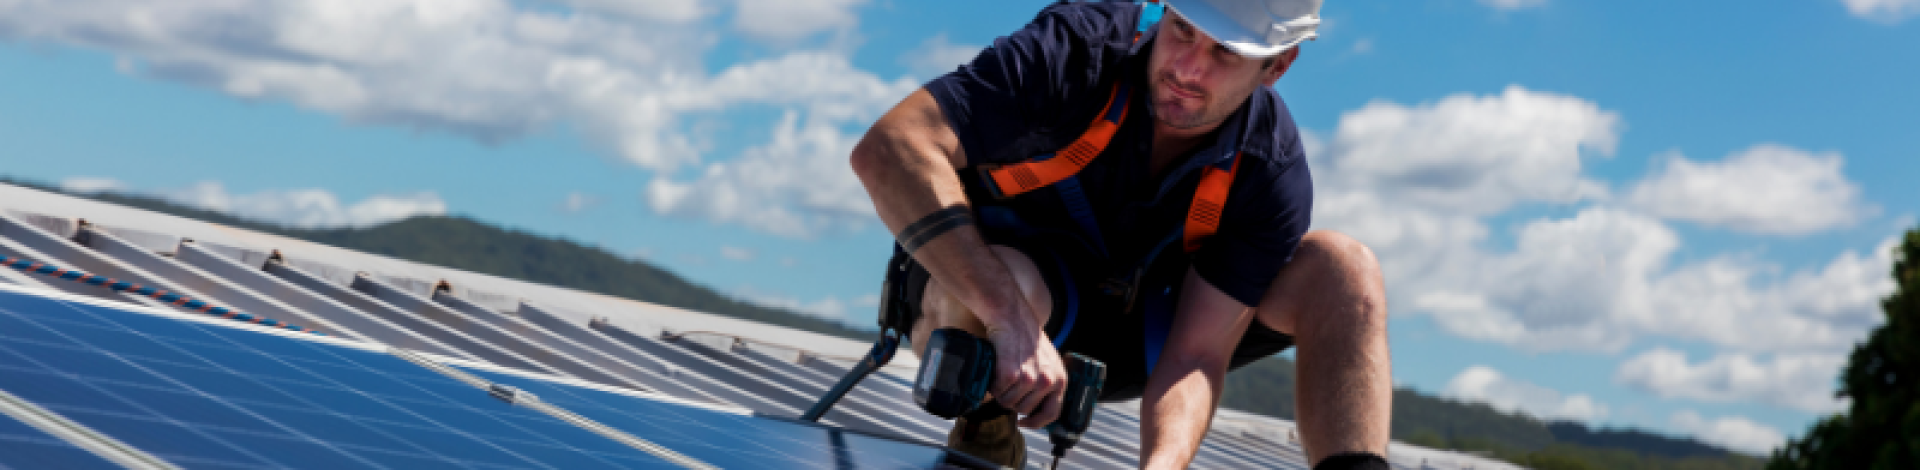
left=974, top=0, right=1235, bottom=255
left=1183, top=154, right=1241, bottom=253
left=980, top=83, right=1131, bottom=198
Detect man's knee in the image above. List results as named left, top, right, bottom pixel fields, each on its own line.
left=917, top=245, right=1054, bottom=335
left=1265, top=231, right=1387, bottom=335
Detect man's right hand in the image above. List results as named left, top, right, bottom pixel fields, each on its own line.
left=987, top=321, right=1068, bottom=429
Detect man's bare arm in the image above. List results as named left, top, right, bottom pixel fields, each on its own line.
left=1138, top=268, right=1255, bottom=469
left=849, top=88, right=1066, bottom=426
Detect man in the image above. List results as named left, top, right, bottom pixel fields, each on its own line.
left=849, top=0, right=1390, bottom=468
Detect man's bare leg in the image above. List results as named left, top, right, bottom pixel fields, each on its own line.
left=1256, top=230, right=1392, bottom=464
left=911, top=245, right=1055, bottom=359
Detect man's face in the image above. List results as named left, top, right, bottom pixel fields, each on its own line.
left=1147, top=12, right=1288, bottom=132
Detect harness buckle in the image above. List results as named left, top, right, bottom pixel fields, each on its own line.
left=974, top=164, right=1014, bottom=201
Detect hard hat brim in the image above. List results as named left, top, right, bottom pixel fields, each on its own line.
left=1167, top=1, right=1314, bottom=58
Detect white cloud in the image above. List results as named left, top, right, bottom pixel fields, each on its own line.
left=66, top=178, right=444, bottom=228
left=731, top=0, right=869, bottom=41
left=719, top=245, right=755, bottom=261
left=59, top=177, right=125, bottom=194
left=1312, top=87, right=1897, bottom=355
left=1627, top=145, right=1874, bottom=235
left=648, top=110, right=883, bottom=238
left=1348, top=38, right=1375, bottom=55
left=1409, top=209, right=1895, bottom=353
left=1617, top=348, right=1848, bottom=414
left=561, top=192, right=599, bottom=213
left=1320, top=85, right=1617, bottom=217
left=1444, top=365, right=1608, bottom=422
left=1842, top=0, right=1920, bottom=23
left=900, top=33, right=981, bottom=79
left=1480, top=0, right=1548, bottom=11
left=0, top=0, right=916, bottom=237
left=536, top=0, right=710, bottom=23
left=161, top=181, right=446, bottom=228
left=733, top=287, right=852, bottom=323
left=1671, top=410, right=1787, bottom=456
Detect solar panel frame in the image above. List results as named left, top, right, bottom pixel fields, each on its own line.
left=0, top=283, right=1005, bottom=470
left=512, top=301, right=751, bottom=408
left=256, top=258, right=484, bottom=362
left=174, top=241, right=464, bottom=357
left=0, top=214, right=215, bottom=316
left=0, top=284, right=695, bottom=468
left=347, top=272, right=573, bottom=377
left=0, top=386, right=175, bottom=470
left=0, top=235, right=172, bottom=310
left=430, top=289, right=662, bottom=394
left=73, top=227, right=351, bottom=340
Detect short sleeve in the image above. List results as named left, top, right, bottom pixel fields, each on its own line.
left=1190, top=154, right=1314, bottom=308
left=924, top=3, right=1135, bottom=165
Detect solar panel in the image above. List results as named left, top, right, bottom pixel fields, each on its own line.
left=0, top=287, right=989, bottom=469
left=0, top=403, right=124, bottom=470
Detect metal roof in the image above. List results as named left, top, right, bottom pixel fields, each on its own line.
left=0, top=182, right=1517, bottom=469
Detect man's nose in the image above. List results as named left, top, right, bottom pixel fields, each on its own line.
left=1170, top=38, right=1213, bottom=82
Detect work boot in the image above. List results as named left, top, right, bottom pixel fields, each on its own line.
left=946, top=402, right=1026, bottom=468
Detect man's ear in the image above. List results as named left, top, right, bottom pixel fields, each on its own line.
left=1265, top=47, right=1301, bottom=84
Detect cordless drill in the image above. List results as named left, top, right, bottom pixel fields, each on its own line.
left=913, top=328, right=1107, bottom=469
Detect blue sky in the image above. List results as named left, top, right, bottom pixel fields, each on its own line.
left=2, top=0, right=1915, bottom=456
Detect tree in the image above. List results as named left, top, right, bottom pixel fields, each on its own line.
left=1770, top=228, right=1920, bottom=469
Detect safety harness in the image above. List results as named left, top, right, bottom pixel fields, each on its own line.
left=974, top=0, right=1242, bottom=376
left=979, top=1, right=1239, bottom=257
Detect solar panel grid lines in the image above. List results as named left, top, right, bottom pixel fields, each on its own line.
left=389, top=348, right=720, bottom=470
left=457, top=365, right=995, bottom=470
left=258, top=259, right=484, bottom=362
left=0, top=285, right=687, bottom=469
left=0, top=285, right=993, bottom=469
left=512, top=301, right=745, bottom=409
left=0, top=385, right=176, bottom=470
left=73, top=226, right=344, bottom=339
left=0, top=294, right=406, bottom=468
left=789, top=354, right=1141, bottom=469
left=430, top=289, right=656, bottom=393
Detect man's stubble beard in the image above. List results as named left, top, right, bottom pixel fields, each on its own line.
left=1151, top=71, right=1242, bottom=131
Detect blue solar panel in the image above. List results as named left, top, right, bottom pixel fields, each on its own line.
left=0, top=288, right=985, bottom=469
left=0, top=290, right=685, bottom=468
left=464, top=366, right=967, bottom=469
left=0, top=408, right=121, bottom=470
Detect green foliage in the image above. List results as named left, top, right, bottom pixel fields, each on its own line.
left=1771, top=228, right=1920, bottom=469
left=1220, top=356, right=1764, bottom=469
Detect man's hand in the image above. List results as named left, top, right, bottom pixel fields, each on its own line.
left=986, top=322, right=1067, bottom=429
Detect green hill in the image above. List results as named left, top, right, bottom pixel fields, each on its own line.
left=1, top=177, right=1764, bottom=469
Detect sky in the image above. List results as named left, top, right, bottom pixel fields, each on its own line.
left=1, top=0, right=1916, bottom=457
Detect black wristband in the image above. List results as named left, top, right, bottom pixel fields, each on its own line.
left=898, top=206, right=974, bottom=252
left=1314, top=452, right=1389, bottom=470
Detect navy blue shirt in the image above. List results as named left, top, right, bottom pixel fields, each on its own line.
left=926, top=1, right=1313, bottom=308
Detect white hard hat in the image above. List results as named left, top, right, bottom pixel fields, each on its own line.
left=1165, top=0, right=1323, bottom=58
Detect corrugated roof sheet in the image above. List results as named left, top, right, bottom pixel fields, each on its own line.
left=0, top=182, right=1518, bottom=469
